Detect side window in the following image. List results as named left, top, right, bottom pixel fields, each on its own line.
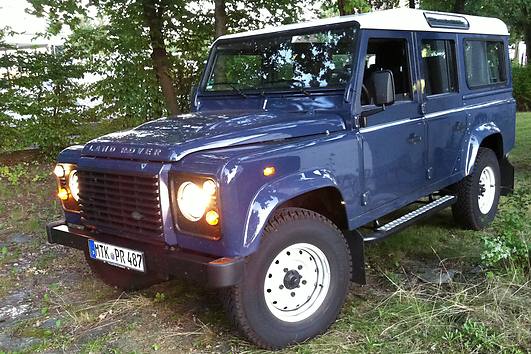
left=464, top=40, right=506, bottom=88
left=421, top=39, right=458, bottom=95
left=361, top=38, right=412, bottom=105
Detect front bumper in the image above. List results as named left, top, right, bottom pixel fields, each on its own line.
left=46, top=221, right=244, bottom=288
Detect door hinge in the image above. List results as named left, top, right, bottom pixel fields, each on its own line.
left=427, top=167, right=433, bottom=180
left=361, top=192, right=369, bottom=206
left=420, top=102, right=427, bottom=115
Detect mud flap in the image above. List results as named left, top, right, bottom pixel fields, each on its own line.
left=344, top=230, right=366, bottom=285
left=500, top=157, right=514, bottom=196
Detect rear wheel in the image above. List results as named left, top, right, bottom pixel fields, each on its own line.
left=452, top=148, right=501, bottom=230
left=84, top=252, right=165, bottom=291
left=223, top=208, right=351, bottom=349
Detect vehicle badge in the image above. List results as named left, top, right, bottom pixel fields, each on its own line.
left=131, top=211, right=143, bottom=221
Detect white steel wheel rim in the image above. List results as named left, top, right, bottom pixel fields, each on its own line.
left=478, top=166, right=496, bottom=214
left=263, top=243, right=331, bottom=323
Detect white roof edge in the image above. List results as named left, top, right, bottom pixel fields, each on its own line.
left=217, top=9, right=509, bottom=42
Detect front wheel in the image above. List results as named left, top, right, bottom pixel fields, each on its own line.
left=452, top=147, right=501, bottom=230
left=223, top=208, right=352, bottom=349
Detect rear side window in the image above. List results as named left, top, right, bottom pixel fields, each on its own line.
left=421, top=39, right=458, bottom=95
left=464, top=40, right=506, bottom=88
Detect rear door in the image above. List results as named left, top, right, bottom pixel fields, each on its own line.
left=415, top=32, right=467, bottom=184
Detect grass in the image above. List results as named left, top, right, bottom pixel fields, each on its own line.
left=0, top=113, right=529, bottom=353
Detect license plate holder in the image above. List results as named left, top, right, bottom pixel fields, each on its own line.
left=88, top=240, right=145, bottom=272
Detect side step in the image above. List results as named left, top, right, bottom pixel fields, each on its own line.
left=363, top=195, right=457, bottom=243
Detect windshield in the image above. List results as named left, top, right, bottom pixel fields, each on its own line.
left=204, top=25, right=357, bottom=94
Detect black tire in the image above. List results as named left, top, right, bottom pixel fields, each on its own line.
left=84, top=251, right=165, bottom=291
left=452, top=147, right=501, bottom=230
left=222, top=208, right=352, bottom=349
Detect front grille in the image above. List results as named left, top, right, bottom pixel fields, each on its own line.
left=78, top=170, right=164, bottom=242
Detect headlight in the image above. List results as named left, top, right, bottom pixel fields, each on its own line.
left=171, top=174, right=221, bottom=239
left=177, top=181, right=213, bottom=221
left=68, top=170, right=80, bottom=201
left=53, top=163, right=80, bottom=212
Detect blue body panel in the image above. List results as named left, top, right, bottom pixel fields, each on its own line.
left=56, top=27, right=516, bottom=259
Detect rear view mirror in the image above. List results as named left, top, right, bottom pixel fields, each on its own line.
left=368, top=70, right=395, bottom=106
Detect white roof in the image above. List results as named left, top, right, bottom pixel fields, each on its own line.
left=218, top=9, right=509, bottom=42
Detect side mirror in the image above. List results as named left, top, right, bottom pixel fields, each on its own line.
left=368, top=70, right=395, bottom=106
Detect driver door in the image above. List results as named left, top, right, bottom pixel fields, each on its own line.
left=357, top=31, right=427, bottom=211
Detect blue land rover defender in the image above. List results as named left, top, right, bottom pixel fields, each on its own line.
left=47, top=9, right=515, bottom=348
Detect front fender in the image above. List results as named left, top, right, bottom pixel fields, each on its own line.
left=57, top=145, right=84, bottom=164
left=464, top=123, right=501, bottom=176
left=242, top=168, right=343, bottom=252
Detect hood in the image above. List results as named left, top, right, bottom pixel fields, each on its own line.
left=82, top=110, right=346, bottom=162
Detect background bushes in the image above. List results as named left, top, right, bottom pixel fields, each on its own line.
left=512, top=64, right=531, bottom=112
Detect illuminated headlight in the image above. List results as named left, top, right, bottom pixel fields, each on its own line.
left=68, top=170, right=80, bottom=201
left=177, top=181, right=215, bottom=221
left=53, top=165, right=65, bottom=178
left=53, top=163, right=80, bottom=212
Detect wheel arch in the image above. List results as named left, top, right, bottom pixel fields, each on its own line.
left=465, top=123, right=503, bottom=176
left=276, top=187, right=348, bottom=230
left=242, top=169, right=348, bottom=251
left=242, top=172, right=366, bottom=285
left=480, top=133, right=504, bottom=160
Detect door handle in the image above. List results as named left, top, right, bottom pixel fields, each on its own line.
left=407, top=133, right=422, bottom=144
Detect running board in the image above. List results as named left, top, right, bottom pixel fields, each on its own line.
left=363, top=195, right=456, bottom=243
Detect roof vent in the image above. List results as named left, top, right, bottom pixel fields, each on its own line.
left=424, top=12, right=470, bottom=30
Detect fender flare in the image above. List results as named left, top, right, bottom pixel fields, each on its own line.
left=464, top=122, right=501, bottom=176
left=242, top=168, right=345, bottom=251
left=58, top=145, right=84, bottom=164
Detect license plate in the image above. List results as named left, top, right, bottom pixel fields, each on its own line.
left=88, top=240, right=145, bottom=272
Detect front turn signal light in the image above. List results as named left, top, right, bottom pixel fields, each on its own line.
left=58, top=188, right=69, bottom=201
left=205, top=210, right=219, bottom=226
left=263, top=166, right=276, bottom=176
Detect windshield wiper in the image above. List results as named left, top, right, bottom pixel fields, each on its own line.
left=209, top=82, right=248, bottom=98
left=260, top=79, right=312, bottom=97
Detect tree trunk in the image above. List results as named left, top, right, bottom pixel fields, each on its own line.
left=338, top=0, right=351, bottom=16
left=409, top=0, right=415, bottom=9
left=453, top=0, right=465, bottom=14
left=214, top=0, right=227, bottom=38
left=142, top=0, right=179, bottom=116
left=514, top=40, right=520, bottom=64
left=525, top=27, right=531, bottom=64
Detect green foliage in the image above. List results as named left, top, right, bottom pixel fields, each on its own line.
left=481, top=187, right=530, bottom=271
left=153, top=292, right=166, bottom=303
left=443, top=319, right=508, bottom=353
left=421, top=0, right=531, bottom=47
left=1, top=1, right=309, bottom=157
left=512, top=65, right=531, bottom=112
left=0, top=164, right=29, bottom=186
left=0, top=46, right=88, bottom=156
left=320, top=0, right=397, bottom=17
